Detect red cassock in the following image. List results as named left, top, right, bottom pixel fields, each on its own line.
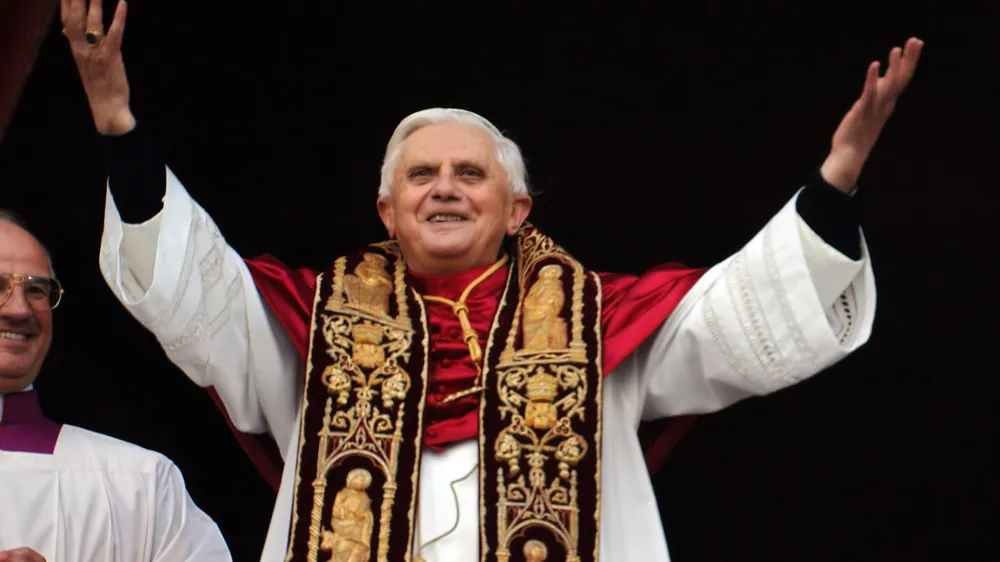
left=207, top=255, right=707, bottom=492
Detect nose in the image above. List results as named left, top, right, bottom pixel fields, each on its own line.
left=0, top=285, right=34, bottom=319
left=429, top=169, right=461, bottom=200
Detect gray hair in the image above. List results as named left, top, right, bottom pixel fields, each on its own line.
left=0, top=208, right=56, bottom=277
left=378, top=108, right=529, bottom=198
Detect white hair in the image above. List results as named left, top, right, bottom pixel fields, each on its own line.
left=378, top=108, right=529, bottom=198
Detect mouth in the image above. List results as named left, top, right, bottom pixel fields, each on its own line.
left=426, top=213, right=469, bottom=224
left=0, top=330, right=35, bottom=342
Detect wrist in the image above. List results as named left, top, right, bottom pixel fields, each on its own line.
left=820, top=149, right=864, bottom=193
left=94, top=106, right=136, bottom=136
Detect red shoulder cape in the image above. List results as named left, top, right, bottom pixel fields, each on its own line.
left=208, top=255, right=706, bottom=491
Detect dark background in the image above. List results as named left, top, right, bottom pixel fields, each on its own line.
left=2, top=0, right=998, bottom=560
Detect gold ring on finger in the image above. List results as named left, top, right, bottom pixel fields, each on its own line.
left=85, top=29, right=104, bottom=45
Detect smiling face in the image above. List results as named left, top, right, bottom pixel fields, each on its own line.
left=377, top=122, right=532, bottom=275
left=0, top=222, right=53, bottom=394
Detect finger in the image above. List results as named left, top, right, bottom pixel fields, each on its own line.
left=87, top=0, right=104, bottom=33
left=886, top=46, right=902, bottom=81
left=105, top=0, right=127, bottom=51
left=66, top=0, right=87, bottom=34
left=859, top=61, right=879, bottom=107
left=59, top=0, right=72, bottom=26
left=896, top=37, right=924, bottom=85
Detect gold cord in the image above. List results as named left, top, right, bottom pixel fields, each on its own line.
left=414, top=462, right=480, bottom=562
left=421, top=254, right=509, bottom=403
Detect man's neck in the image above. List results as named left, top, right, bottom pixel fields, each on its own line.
left=0, top=383, right=35, bottom=421
left=404, top=244, right=507, bottom=277
left=0, top=382, right=34, bottom=397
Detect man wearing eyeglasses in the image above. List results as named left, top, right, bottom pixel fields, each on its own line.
left=0, top=210, right=232, bottom=562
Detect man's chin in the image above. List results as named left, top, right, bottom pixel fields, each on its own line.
left=0, top=369, right=37, bottom=394
left=423, top=243, right=475, bottom=261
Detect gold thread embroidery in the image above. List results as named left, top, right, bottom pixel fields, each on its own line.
left=500, top=226, right=588, bottom=366
left=320, top=468, right=375, bottom=561
left=305, top=249, right=419, bottom=562
left=524, top=539, right=549, bottom=561
left=289, top=229, right=603, bottom=562
left=524, top=367, right=560, bottom=430
left=326, top=257, right=348, bottom=312
left=522, top=265, right=569, bottom=352
left=494, top=363, right=589, bottom=560
left=403, top=288, right=430, bottom=562
left=344, top=253, right=393, bottom=318
left=489, top=225, right=600, bottom=562
left=285, top=272, right=325, bottom=562
left=479, top=264, right=517, bottom=562
left=590, top=271, right=603, bottom=561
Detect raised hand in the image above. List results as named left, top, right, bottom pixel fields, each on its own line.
left=0, top=547, right=47, bottom=562
left=820, top=37, right=924, bottom=192
left=61, top=0, right=135, bottom=135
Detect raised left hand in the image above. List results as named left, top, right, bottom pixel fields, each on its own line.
left=821, top=37, right=924, bottom=191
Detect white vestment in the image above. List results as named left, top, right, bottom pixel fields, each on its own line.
left=0, top=390, right=232, bottom=561
left=98, top=167, right=875, bottom=561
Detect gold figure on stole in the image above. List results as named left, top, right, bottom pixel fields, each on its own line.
left=524, top=368, right=559, bottom=430
left=320, top=468, right=375, bottom=562
left=344, top=253, right=394, bottom=369
left=522, top=264, right=568, bottom=352
left=524, top=539, right=549, bottom=561
left=344, top=253, right=393, bottom=318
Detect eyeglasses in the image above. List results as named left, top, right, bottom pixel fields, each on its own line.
left=0, top=273, right=64, bottom=311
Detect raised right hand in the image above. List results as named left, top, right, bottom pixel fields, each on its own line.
left=61, top=0, right=135, bottom=136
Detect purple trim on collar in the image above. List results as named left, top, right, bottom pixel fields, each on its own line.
left=0, top=390, right=61, bottom=454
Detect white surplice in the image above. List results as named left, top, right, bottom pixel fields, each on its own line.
left=0, top=392, right=231, bottom=561
left=98, top=167, right=875, bottom=561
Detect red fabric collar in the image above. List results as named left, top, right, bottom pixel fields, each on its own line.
left=408, top=262, right=510, bottom=450
left=406, top=261, right=510, bottom=301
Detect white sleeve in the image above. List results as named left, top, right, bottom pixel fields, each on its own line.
left=98, top=167, right=302, bottom=448
left=149, top=460, right=232, bottom=562
left=619, top=188, right=876, bottom=422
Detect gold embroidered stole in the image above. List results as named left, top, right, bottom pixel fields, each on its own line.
left=285, top=225, right=603, bottom=562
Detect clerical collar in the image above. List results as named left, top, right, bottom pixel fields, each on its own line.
left=0, top=387, right=46, bottom=425
left=406, top=260, right=510, bottom=300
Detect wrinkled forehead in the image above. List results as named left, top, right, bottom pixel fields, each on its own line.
left=0, top=223, right=50, bottom=276
left=397, top=123, right=499, bottom=170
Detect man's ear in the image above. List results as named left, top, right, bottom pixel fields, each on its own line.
left=377, top=198, right=396, bottom=237
left=506, top=194, right=533, bottom=235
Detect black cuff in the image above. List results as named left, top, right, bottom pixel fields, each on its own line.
left=795, top=166, right=863, bottom=261
left=99, top=123, right=167, bottom=224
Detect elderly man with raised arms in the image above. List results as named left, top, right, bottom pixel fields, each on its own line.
left=60, top=0, right=922, bottom=559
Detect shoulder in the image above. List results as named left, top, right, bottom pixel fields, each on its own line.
left=55, top=425, right=177, bottom=476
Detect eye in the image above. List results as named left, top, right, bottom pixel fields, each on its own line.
left=458, top=166, right=484, bottom=178
left=24, top=284, right=50, bottom=298
left=408, top=167, right=432, bottom=179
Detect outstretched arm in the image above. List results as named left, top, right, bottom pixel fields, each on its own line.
left=613, top=39, right=923, bottom=422
left=62, top=0, right=163, bottom=222
left=62, top=0, right=304, bottom=457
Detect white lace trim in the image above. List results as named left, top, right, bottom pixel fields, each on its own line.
left=702, top=294, right=749, bottom=380
left=210, top=274, right=244, bottom=337
left=827, top=282, right=858, bottom=346
left=725, top=249, right=787, bottom=382
left=762, top=224, right=821, bottom=371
